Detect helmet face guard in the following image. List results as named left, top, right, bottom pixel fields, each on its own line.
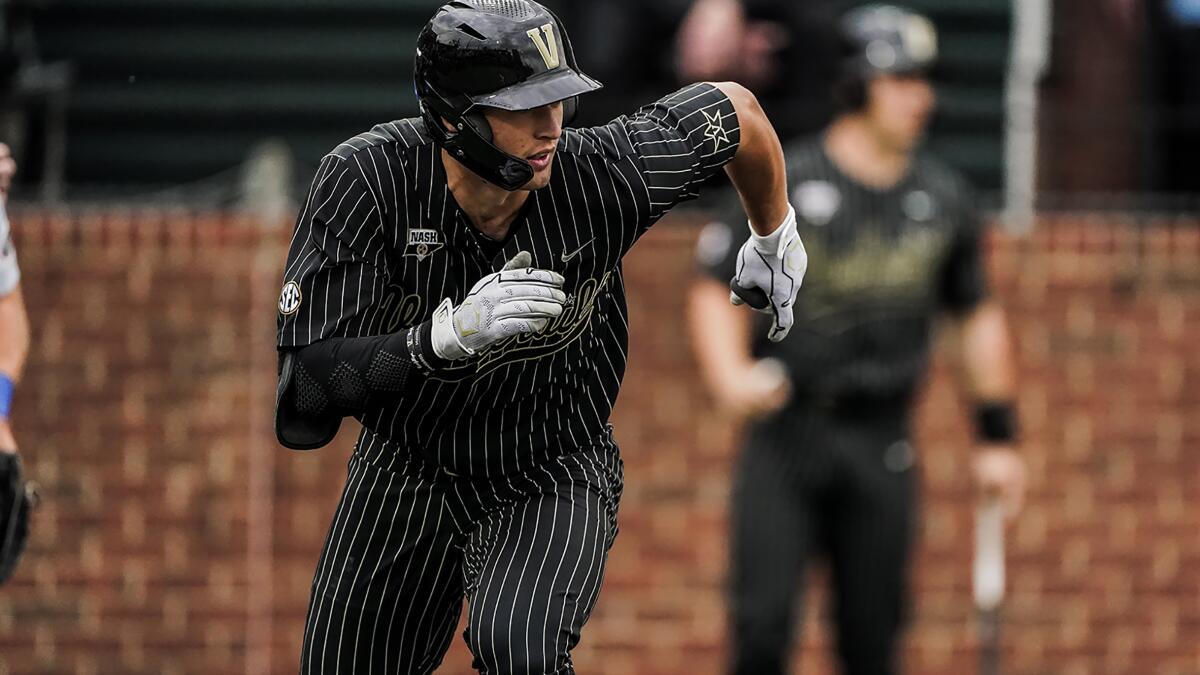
left=835, top=4, right=939, bottom=110
left=414, top=0, right=603, bottom=191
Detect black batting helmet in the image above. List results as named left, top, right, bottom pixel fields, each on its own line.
left=834, top=4, right=939, bottom=110
left=414, top=0, right=603, bottom=190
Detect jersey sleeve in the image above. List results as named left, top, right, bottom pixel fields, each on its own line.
left=277, top=154, right=391, bottom=349
left=937, top=181, right=990, bottom=315
left=621, top=83, right=742, bottom=226
left=0, top=206, right=19, bottom=297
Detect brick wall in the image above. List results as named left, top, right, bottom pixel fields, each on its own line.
left=0, top=211, right=1196, bottom=675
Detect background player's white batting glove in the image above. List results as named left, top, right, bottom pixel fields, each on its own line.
left=730, top=205, right=807, bottom=342
left=430, top=251, right=566, bottom=360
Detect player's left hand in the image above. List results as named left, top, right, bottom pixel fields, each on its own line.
left=730, top=205, right=807, bottom=342
left=972, top=445, right=1026, bottom=521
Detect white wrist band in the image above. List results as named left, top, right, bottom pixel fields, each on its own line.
left=430, top=298, right=474, bottom=360
left=749, top=204, right=797, bottom=256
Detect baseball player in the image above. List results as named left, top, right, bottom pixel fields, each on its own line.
left=0, top=142, right=33, bottom=585
left=273, top=1, right=806, bottom=673
left=688, top=6, right=1026, bottom=675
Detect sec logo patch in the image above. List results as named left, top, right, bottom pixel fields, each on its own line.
left=278, top=280, right=302, bottom=315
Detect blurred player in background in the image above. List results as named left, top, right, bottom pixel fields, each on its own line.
left=0, top=142, right=32, bottom=585
left=688, top=6, right=1026, bottom=674
left=0, top=142, right=26, bottom=455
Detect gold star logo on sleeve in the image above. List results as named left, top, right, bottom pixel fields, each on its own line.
left=702, top=109, right=731, bottom=151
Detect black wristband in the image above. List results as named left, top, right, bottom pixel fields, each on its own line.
left=407, top=321, right=454, bottom=374
left=974, top=402, right=1017, bottom=443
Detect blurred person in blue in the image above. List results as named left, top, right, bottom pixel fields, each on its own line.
left=688, top=6, right=1026, bottom=674
left=0, top=141, right=32, bottom=585
left=0, top=142, right=25, bottom=454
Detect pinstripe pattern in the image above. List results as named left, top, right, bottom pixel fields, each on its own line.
left=300, top=433, right=623, bottom=674
left=281, top=83, right=740, bottom=673
left=280, top=83, right=740, bottom=478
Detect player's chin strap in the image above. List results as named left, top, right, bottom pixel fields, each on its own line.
left=420, top=88, right=581, bottom=192
left=420, top=102, right=534, bottom=192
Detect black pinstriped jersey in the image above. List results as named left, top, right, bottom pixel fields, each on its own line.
left=699, top=136, right=987, bottom=400
left=278, top=83, right=741, bottom=476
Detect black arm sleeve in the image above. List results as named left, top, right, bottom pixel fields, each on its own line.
left=274, top=322, right=452, bottom=450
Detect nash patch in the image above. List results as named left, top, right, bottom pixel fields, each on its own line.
left=404, top=228, right=445, bottom=261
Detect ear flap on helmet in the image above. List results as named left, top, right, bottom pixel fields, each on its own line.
left=419, top=93, right=534, bottom=191
left=462, top=110, right=492, bottom=143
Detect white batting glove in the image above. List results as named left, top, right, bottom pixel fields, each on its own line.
left=730, top=205, right=807, bottom=342
left=430, top=251, right=567, bottom=360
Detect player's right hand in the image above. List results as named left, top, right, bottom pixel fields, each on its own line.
left=430, top=251, right=567, bottom=360
left=730, top=205, right=807, bottom=342
left=972, top=446, right=1026, bottom=520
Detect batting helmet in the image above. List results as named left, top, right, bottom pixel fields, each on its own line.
left=834, top=4, right=939, bottom=110
left=414, top=0, right=603, bottom=190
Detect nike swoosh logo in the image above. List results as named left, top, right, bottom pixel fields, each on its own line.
left=560, top=238, right=594, bottom=263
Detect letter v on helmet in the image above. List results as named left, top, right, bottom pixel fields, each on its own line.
left=526, top=23, right=560, bottom=69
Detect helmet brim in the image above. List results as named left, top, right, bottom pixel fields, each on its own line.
left=470, top=67, right=603, bottom=111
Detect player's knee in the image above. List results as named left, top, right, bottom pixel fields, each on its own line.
left=471, top=649, right=565, bottom=675
left=468, top=622, right=568, bottom=675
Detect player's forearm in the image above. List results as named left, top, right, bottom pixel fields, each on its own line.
left=0, top=287, right=29, bottom=383
left=688, top=278, right=755, bottom=392
left=286, top=323, right=450, bottom=418
left=712, top=81, right=789, bottom=235
left=959, top=301, right=1015, bottom=401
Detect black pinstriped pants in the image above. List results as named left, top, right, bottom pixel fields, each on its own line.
left=299, top=437, right=623, bottom=675
left=729, top=401, right=918, bottom=675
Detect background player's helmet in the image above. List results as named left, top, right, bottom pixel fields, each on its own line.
left=414, top=0, right=603, bottom=190
left=834, top=4, right=939, bottom=110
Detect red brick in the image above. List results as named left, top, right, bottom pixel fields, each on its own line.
left=3, top=212, right=1197, bottom=673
